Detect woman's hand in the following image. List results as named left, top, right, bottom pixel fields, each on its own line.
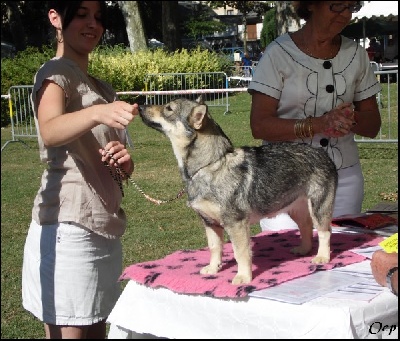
left=95, top=101, right=139, bottom=129
left=370, top=250, right=398, bottom=288
left=99, top=141, right=134, bottom=176
left=319, top=102, right=357, bottom=137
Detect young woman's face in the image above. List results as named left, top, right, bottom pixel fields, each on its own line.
left=62, top=1, right=104, bottom=55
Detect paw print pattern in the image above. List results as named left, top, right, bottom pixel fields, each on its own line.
left=120, top=230, right=383, bottom=298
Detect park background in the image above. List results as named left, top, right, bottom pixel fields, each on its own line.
left=1, top=1, right=398, bottom=338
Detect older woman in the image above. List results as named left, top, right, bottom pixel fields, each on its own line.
left=248, top=1, right=381, bottom=231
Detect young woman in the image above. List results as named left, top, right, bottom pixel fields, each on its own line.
left=21, top=1, right=138, bottom=338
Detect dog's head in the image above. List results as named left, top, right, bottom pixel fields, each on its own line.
left=139, top=96, right=210, bottom=141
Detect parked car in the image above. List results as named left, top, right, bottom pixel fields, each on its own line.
left=148, top=38, right=165, bottom=50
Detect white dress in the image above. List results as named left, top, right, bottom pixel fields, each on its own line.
left=248, top=33, right=381, bottom=228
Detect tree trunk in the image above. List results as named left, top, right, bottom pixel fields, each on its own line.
left=242, top=15, right=247, bottom=53
left=118, top=1, right=147, bottom=52
left=275, top=1, right=300, bottom=36
left=5, top=1, right=26, bottom=51
left=162, top=1, right=182, bottom=52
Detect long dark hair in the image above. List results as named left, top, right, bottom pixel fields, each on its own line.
left=47, top=1, right=107, bottom=30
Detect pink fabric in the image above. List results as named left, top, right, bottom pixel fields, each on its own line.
left=120, top=230, right=383, bottom=298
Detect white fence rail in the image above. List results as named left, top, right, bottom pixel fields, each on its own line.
left=143, top=72, right=230, bottom=114
left=1, top=69, right=397, bottom=152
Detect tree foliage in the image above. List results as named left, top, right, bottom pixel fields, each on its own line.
left=260, top=7, right=276, bottom=50
left=183, top=4, right=227, bottom=40
left=1, top=1, right=296, bottom=55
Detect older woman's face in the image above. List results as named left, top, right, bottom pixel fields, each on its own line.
left=309, top=1, right=359, bottom=36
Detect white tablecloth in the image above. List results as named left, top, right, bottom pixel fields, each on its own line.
left=107, top=261, right=398, bottom=339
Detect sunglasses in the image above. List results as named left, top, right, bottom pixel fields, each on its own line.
left=329, top=3, right=362, bottom=13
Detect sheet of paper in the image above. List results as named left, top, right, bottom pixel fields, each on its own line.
left=379, top=233, right=398, bottom=253
left=331, top=224, right=398, bottom=237
left=349, top=245, right=383, bottom=259
left=323, top=277, right=384, bottom=302
left=249, top=271, right=362, bottom=304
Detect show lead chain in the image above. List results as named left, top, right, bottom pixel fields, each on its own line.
left=103, top=153, right=185, bottom=205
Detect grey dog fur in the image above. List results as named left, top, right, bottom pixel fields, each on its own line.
left=139, top=96, right=338, bottom=285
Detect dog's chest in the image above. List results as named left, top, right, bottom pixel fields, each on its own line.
left=189, top=198, right=223, bottom=226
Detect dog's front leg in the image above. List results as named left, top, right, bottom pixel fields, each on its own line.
left=226, top=222, right=252, bottom=285
left=200, top=225, right=224, bottom=275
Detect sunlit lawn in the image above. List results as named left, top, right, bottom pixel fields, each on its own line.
left=1, top=90, right=397, bottom=339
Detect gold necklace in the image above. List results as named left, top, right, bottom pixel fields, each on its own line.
left=302, top=35, right=338, bottom=60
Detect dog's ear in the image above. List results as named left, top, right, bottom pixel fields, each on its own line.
left=190, top=104, right=208, bottom=130
left=195, top=95, right=205, bottom=105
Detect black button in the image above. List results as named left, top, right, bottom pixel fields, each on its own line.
left=320, top=138, right=329, bottom=147
left=326, top=85, right=334, bottom=93
left=323, top=61, right=332, bottom=69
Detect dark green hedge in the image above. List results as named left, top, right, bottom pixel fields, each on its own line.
left=1, top=45, right=231, bottom=127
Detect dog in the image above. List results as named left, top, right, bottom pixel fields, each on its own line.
left=138, top=96, right=338, bottom=285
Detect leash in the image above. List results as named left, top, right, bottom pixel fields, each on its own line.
left=103, top=154, right=186, bottom=205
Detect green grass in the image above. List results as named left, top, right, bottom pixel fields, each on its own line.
left=1, top=91, right=398, bottom=339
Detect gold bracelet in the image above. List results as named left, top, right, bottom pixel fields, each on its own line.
left=294, top=120, right=300, bottom=138
left=294, top=118, right=313, bottom=139
left=307, top=116, right=314, bottom=138
left=301, top=119, right=307, bottom=138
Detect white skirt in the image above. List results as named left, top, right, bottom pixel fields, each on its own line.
left=22, top=220, right=122, bottom=325
left=260, top=163, right=364, bottom=231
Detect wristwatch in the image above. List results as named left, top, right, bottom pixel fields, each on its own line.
left=386, top=266, right=398, bottom=296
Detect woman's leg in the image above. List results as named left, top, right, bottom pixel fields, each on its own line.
left=45, top=319, right=106, bottom=339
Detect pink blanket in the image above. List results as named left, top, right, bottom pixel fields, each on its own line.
left=120, top=230, right=383, bottom=298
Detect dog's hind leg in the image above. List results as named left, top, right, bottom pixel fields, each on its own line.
left=309, top=196, right=333, bottom=264
left=287, top=197, right=314, bottom=256
left=225, top=221, right=252, bottom=285
left=306, top=180, right=336, bottom=264
left=200, top=225, right=224, bottom=275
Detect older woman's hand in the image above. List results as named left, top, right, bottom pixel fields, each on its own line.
left=321, top=103, right=357, bottom=137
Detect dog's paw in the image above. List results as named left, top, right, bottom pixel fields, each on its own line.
left=311, top=255, right=330, bottom=264
left=232, top=274, right=252, bottom=285
left=200, top=264, right=221, bottom=275
left=290, top=245, right=311, bottom=256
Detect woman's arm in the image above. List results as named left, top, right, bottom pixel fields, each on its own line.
left=250, top=92, right=360, bottom=141
left=351, top=96, right=382, bottom=138
left=36, top=80, right=137, bottom=147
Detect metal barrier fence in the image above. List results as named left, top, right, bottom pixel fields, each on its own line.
left=1, top=69, right=397, bottom=151
left=354, top=68, right=398, bottom=143
left=1, top=85, right=35, bottom=152
left=144, top=72, right=230, bottom=114
left=1, top=84, right=244, bottom=152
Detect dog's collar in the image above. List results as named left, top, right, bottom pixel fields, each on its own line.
left=185, top=160, right=216, bottom=180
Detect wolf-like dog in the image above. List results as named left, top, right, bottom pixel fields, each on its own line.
left=139, top=97, right=338, bottom=285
